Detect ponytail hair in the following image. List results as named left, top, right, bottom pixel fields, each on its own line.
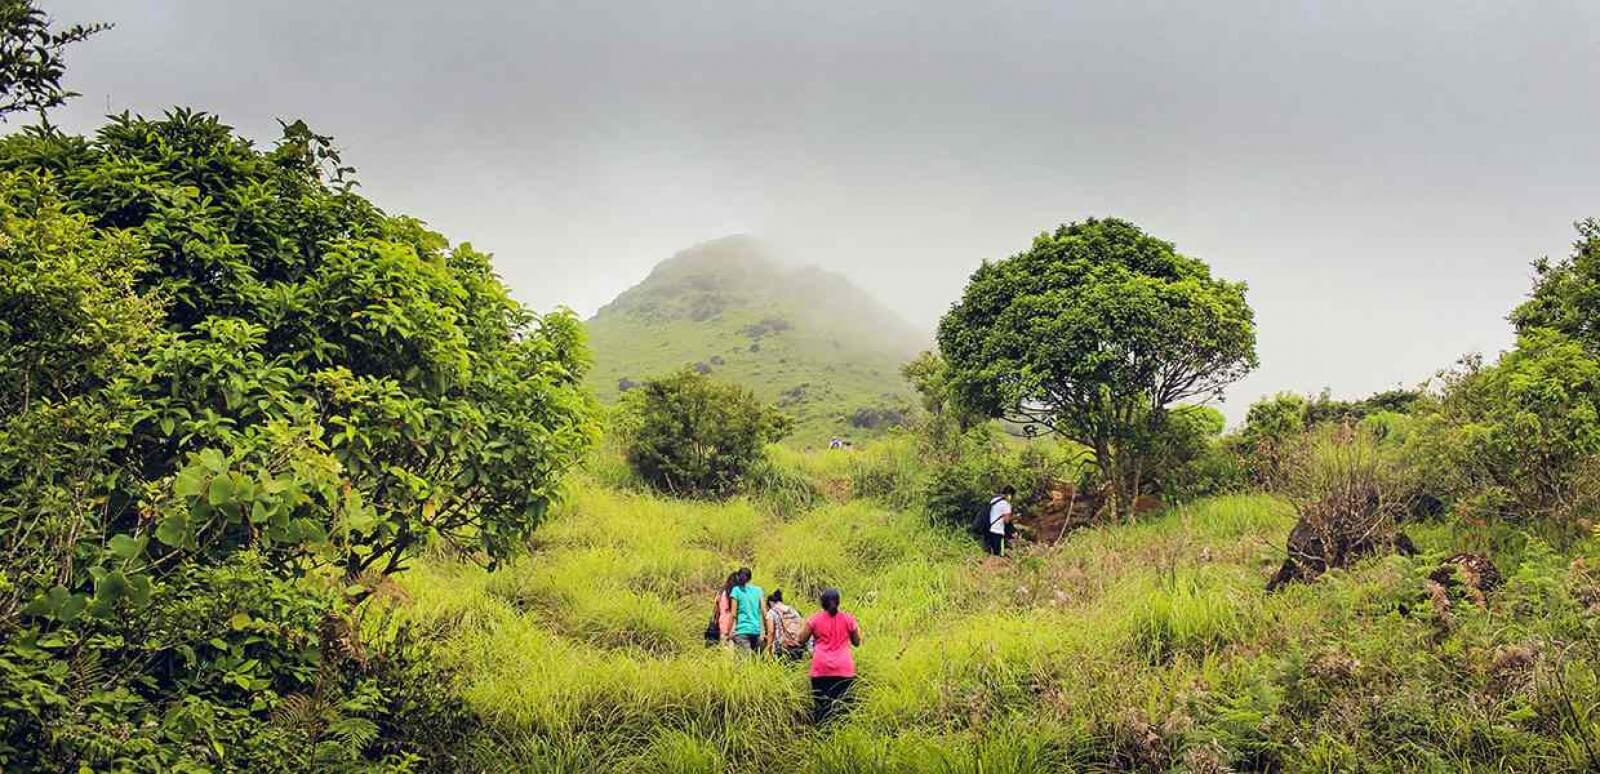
left=819, top=587, right=841, bottom=616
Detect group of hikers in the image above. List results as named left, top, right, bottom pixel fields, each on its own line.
left=698, top=487, right=1015, bottom=725
left=707, top=568, right=861, bottom=724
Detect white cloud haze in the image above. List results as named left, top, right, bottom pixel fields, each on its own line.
left=45, top=0, right=1600, bottom=418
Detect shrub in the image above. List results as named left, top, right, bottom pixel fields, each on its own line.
left=1234, top=393, right=1309, bottom=487
left=0, top=554, right=462, bottom=771
left=920, top=426, right=1084, bottom=529
left=619, top=370, right=790, bottom=498
left=1409, top=331, right=1600, bottom=541
left=1139, top=404, right=1244, bottom=501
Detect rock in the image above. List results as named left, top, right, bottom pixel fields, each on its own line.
left=1266, top=517, right=1417, bottom=591
left=1428, top=552, right=1502, bottom=607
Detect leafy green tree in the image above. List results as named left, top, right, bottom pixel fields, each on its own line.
left=0, top=113, right=594, bottom=768
left=1244, top=393, right=1308, bottom=440
left=0, top=112, right=598, bottom=588
left=1510, top=218, right=1600, bottom=348
left=621, top=370, right=789, bottom=497
left=0, top=0, right=106, bottom=120
left=937, top=218, right=1257, bottom=516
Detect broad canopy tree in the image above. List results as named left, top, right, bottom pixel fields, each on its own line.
left=937, top=218, right=1256, bottom=516
left=0, top=111, right=598, bottom=626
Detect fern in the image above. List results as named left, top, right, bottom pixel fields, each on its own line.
left=328, top=716, right=379, bottom=750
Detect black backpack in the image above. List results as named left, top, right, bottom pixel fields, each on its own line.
left=969, top=496, right=1004, bottom=535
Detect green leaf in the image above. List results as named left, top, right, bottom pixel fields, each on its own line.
left=108, top=533, right=145, bottom=560
left=249, top=499, right=271, bottom=525
left=21, top=585, right=70, bottom=617
left=198, top=447, right=227, bottom=473
left=155, top=514, right=189, bottom=547
left=173, top=466, right=207, bottom=498
left=127, top=575, right=153, bottom=607
left=207, top=474, right=235, bottom=507
left=231, top=473, right=257, bottom=503
left=93, top=571, right=130, bottom=613
left=58, top=592, right=86, bottom=623
left=293, top=518, right=329, bottom=545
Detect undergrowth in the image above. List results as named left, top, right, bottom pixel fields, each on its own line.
left=396, top=446, right=1600, bottom=772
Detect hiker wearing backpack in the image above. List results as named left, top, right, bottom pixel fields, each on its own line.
left=705, top=571, right=740, bottom=646
left=727, top=567, right=768, bottom=652
left=765, top=589, right=807, bottom=660
left=978, top=485, right=1016, bottom=557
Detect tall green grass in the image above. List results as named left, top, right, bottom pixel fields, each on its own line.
left=396, top=446, right=1600, bottom=772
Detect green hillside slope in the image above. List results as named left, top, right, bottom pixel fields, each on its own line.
left=585, top=236, right=927, bottom=445
left=399, top=440, right=1600, bottom=771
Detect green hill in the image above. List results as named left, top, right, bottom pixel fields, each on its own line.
left=585, top=235, right=927, bottom=445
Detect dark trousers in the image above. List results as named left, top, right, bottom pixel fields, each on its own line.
left=811, top=676, right=855, bottom=724
left=984, top=531, right=1006, bottom=556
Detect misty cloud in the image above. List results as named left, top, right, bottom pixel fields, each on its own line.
left=44, top=0, right=1600, bottom=418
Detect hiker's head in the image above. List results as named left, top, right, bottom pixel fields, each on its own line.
left=723, top=572, right=740, bottom=592
left=768, top=589, right=783, bottom=605
left=1001, top=485, right=1016, bottom=497
left=819, top=587, right=841, bottom=615
left=737, top=567, right=752, bottom=586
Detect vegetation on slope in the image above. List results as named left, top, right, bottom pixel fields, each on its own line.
left=399, top=439, right=1600, bottom=772
left=586, top=235, right=926, bottom=446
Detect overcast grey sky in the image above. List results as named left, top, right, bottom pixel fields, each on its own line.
left=44, top=1, right=1600, bottom=417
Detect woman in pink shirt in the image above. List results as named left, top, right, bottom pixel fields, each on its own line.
left=799, top=587, right=861, bottom=724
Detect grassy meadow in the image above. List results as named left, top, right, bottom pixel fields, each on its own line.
left=395, top=439, right=1600, bottom=773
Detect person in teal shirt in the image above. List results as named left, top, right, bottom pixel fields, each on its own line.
left=727, top=567, right=768, bottom=651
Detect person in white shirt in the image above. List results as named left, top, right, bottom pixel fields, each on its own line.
left=986, top=485, right=1015, bottom=557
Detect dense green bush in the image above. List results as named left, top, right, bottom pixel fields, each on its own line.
left=0, top=112, right=595, bottom=769
left=919, top=426, right=1086, bottom=528
left=1510, top=218, right=1600, bottom=348
left=1409, top=331, right=1600, bottom=540
left=1138, top=404, right=1246, bottom=501
left=1226, top=393, right=1307, bottom=488
left=619, top=369, right=790, bottom=498
left=0, top=554, right=469, bottom=770
left=0, top=114, right=598, bottom=579
left=1392, top=222, right=1600, bottom=541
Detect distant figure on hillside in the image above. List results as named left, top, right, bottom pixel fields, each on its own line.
left=984, top=485, right=1016, bottom=557
left=799, top=587, right=861, bottom=724
left=707, top=571, right=740, bottom=646
left=765, top=589, right=808, bottom=660
left=829, top=437, right=844, bottom=449
left=727, top=567, right=768, bottom=651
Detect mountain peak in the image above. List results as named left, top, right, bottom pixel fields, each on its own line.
left=646, top=234, right=778, bottom=278
left=586, top=236, right=928, bottom=444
